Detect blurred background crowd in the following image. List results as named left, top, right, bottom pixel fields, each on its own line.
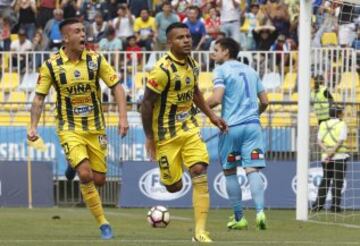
left=0, top=0, right=359, bottom=54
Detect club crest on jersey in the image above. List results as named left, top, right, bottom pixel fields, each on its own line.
left=227, top=152, right=241, bottom=162
left=88, top=60, right=98, bottom=70
left=250, top=149, right=264, bottom=160
left=185, top=77, right=191, bottom=85
left=192, top=67, right=199, bottom=77
left=74, top=70, right=81, bottom=78
left=98, top=135, right=108, bottom=149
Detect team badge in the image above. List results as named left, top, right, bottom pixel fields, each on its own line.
left=88, top=60, right=98, bottom=70
left=185, top=77, right=191, bottom=85
left=250, top=149, right=264, bottom=160
left=193, top=67, right=199, bottom=77
left=227, top=152, right=241, bottom=162
left=74, top=70, right=81, bottom=78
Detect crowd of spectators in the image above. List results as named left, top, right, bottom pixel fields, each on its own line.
left=0, top=0, right=358, bottom=54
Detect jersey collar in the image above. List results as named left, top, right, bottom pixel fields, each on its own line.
left=59, top=47, right=87, bottom=62
left=167, top=51, right=187, bottom=66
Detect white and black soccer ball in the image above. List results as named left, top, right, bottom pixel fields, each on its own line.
left=147, top=205, right=170, bottom=228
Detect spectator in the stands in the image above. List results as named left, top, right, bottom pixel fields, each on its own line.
left=61, top=0, right=79, bottom=19
left=75, top=10, right=94, bottom=39
left=171, top=0, right=191, bottom=21
left=128, top=0, right=151, bottom=17
left=32, top=30, right=47, bottom=68
left=204, top=6, right=221, bottom=42
left=37, top=0, right=57, bottom=29
left=184, top=6, right=207, bottom=50
left=43, top=8, right=64, bottom=50
left=352, top=27, right=360, bottom=50
left=243, top=3, right=260, bottom=50
left=133, top=8, right=156, bottom=51
left=253, top=24, right=278, bottom=51
left=92, top=11, right=108, bottom=43
left=126, top=35, right=142, bottom=64
left=80, top=0, right=98, bottom=23
left=0, top=0, right=17, bottom=27
left=113, top=4, right=135, bottom=43
left=216, top=0, right=241, bottom=44
left=265, top=0, right=291, bottom=37
left=0, top=16, right=11, bottom=51
left=99, top=26, right=123, bottom=51
left=11, top=28, right=32, bottom=70
left=154, top=1, right=179, bottom=51
left=14, top=0, right=37, bottom=41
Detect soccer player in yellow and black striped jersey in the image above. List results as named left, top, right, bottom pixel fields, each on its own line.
left=141, top=22, right=227, bottom=242
left=28, top=18, right=129, bottom=239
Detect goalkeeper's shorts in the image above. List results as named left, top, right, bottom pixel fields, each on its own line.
left=58, top=130, right=108, bottom=173
left=218, top=122, right=266, bottom=170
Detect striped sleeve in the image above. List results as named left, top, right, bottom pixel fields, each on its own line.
left=35, top=62, right=53, bottom=95
left=213, top=66, right=225, bottom=88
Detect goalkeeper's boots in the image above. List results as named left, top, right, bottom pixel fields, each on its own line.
left=100, top=224, right=113, bottom=240
left=192, top=231, right=213, bottom=243
left=65, top=164, right=76, bottom=181
left=227, top=217, right=248, bottom=230
left=256, top=211, right=267, bottom=230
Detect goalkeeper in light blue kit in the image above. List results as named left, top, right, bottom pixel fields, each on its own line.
left=206, top=37, right=269, bottom=230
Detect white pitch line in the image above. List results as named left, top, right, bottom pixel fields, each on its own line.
left=307, top=219, right=360, bottom=229
left=1, top=240, right=360, bottom=245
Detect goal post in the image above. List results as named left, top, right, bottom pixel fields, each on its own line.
left=296, top=0, right=312, bottom=221
left=296, top=0, right=359, bottom=222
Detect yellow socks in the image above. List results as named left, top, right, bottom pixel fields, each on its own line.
left=192, top=174, right=210, bottom=235
left=80, top=181, right=108, bottom=226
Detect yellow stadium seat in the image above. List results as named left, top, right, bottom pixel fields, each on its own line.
left=198, top=72, right=213, bottom=92
left=134, top=72, right=148, bottom=90
left=0, top=53, right=10, bottom=72
left=4, top=91, right=27, bottom=111
left=0, top=73, right=20, bottom=91
left=321, top=32, right=338, bottom=47
left=12, top=112, right=30, bottom=126
left=271, top=112, right=293, bottom=127
left=282, top=72, right=297, bottom=92
left=337, top=72, right=360, bottom=91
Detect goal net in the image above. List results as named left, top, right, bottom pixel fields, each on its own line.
left=308, top=0, right=360, bottom=226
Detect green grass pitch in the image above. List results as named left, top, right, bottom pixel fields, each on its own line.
left=0, top=208, right=359, bottom=246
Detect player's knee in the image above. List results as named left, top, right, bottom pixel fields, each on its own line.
left=76, top=160, right=93, bottom=183
left=189, top=163, right=208, bottom=177
left=93, top=174, right=106, bottom=186
left=165, top=181, right=183, bottom=193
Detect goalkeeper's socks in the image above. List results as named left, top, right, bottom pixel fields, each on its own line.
left=248, top=172, right=265, bottom=213
left=80, top=181, right=109, bottom=226
left=192, top=174, right=210, bottom=235
left=225, top=173, right=243, bottom=221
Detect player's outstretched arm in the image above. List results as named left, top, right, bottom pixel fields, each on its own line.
left=28, top=93, right=45, bottom=140
left=193, top=85, right=228, bottom=132
left=112, top=83, right=129, bottom=137
left=141, top=87, right=159, bottom=160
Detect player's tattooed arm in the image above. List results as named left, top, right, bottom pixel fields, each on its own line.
left=141, top=87, right=159, bottom=139
left=29, top=93, right=45, bottom=140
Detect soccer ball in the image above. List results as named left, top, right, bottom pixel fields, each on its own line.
left=147, top=205, right=170, bottom=228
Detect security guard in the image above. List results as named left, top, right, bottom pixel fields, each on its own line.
left=312, top=105, right=349, bottom=212
left=311, top=75, right=333, bottom=125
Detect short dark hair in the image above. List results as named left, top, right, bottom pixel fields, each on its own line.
left=215, top=38, right=240, bottom=59
left=166, top=22, right=189, bottom=37
left=59, top=18, right=81, bottom=31
left=162, top=1, right=171, bottom=8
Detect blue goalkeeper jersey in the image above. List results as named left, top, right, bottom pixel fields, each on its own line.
left=212, top=60, right=264, bottom=126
